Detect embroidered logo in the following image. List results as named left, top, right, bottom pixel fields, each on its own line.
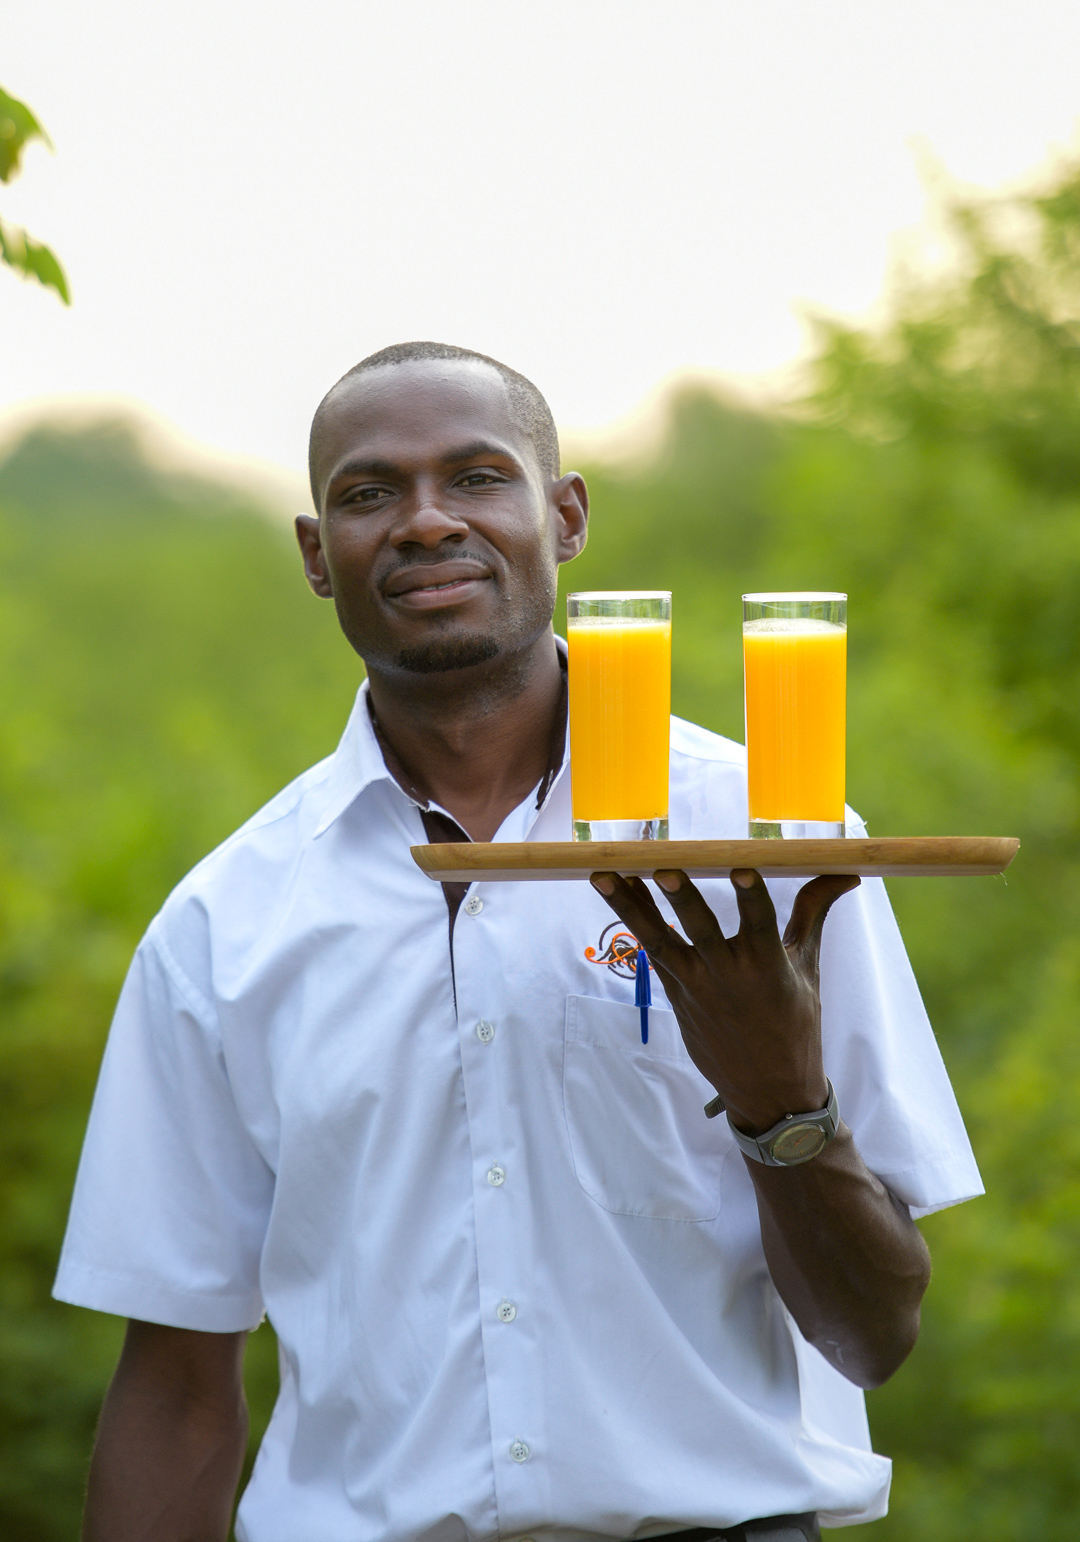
left=585, top=923, right=648, bottom=979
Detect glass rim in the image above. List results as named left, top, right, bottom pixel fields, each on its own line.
left=742, top=591, right=846, bottom=602
left=568, top=590, right=672, bottom=600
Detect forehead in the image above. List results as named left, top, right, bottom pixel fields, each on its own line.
left=314, top=359, right=533, bottom=492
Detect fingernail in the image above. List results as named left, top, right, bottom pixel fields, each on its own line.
left=590, top=874, right=615, bottom=896
left=731, top=869, right=755, bottom=889
left=654, top=871, right=681, bottom=892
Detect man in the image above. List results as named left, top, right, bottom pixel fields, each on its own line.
left=56, top=342, right=982, bottom=1542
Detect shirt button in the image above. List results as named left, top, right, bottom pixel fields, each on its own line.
left=509, top=1440, right=530, bottom=1463
left=486, top=1164, right=506, bottom=1187
left=464, top=894, right=484, bottom=915
left=475, top=1020, right=496, bottom=1044
left=496, top=1299, right=517, bottom=1322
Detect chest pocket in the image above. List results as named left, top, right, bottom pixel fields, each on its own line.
left=563, top=994, right=732, bottom=1221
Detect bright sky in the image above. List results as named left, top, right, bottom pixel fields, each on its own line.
left=4, top=0, right=1080, bottom=496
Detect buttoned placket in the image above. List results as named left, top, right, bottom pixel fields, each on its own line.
left=441, top=770, right=568, bottom=1532
left=453, top=873, right=548, bottom=1524
left=385, top=672, right=567, bottom=1531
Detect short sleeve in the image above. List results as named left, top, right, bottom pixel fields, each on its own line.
left=816, top=869, right=984, bottom=1218
left=53, top=924, right=273, bottom=1330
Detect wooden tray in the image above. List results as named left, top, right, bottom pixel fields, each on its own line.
left=411, top=836, right=1020, bottom=883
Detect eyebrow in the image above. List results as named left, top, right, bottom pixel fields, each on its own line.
left=438, top=440, right=520, bottom=466
left=327, top=457, right=402, bottom=484
left=326, top=441, right=523, bottom=490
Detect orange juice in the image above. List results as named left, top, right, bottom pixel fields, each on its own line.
left=568, top=620, right=671, bottom=819
left=743, top=620, right=846, bottom=822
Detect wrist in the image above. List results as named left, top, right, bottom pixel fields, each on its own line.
left=705, top=1079, right=840, bottom=1167
left=717, top=1076, right=831, bottom=1138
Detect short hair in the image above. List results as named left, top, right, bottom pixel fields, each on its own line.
left=309, top=341, right=560, bottom=504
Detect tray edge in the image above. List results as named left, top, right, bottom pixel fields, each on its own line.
left=411, top=836, right=1020, bottom=882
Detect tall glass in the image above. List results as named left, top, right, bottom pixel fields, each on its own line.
left=567, top=591, right=671, bottom=842
left=743, top=592, right=847, bottom=839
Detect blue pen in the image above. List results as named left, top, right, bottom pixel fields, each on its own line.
left=635, top=947, right=651, bottom=1043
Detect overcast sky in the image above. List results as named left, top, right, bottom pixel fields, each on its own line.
left=4, top=0, right=1080, bottom=496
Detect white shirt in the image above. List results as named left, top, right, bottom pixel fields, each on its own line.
left=55, top=680, right=982, bottom=1541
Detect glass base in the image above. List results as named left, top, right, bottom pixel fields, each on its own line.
left=749, top=819, right=846, bottom=840
left=573, top=818, right=669, bottom=842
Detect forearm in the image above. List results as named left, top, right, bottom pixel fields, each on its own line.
left=748, top=1123, right=931, bottom=1389
left=83, top=1324, right=249, bottom=1542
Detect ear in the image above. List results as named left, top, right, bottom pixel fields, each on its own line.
left=295, top=514, right=334, bottom=598
left=551, top=472, right=589, bottom=565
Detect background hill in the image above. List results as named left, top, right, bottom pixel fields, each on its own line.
left=4, top=160, right=1080, bottom=1538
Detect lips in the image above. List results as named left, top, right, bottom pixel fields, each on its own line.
left=383, top=561, right=492, bottom=600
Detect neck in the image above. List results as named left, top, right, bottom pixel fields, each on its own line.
left=366, top=629, right=565, bottom=842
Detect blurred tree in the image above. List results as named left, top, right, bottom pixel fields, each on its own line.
left=0, top=85, right=69, bottom=303
left=0, top=422, right=357, bottom=1537
left=782, top=160, right=1080, bottom=1537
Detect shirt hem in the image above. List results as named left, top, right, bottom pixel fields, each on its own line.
left=52, top=1261, right=264, bottom=1332
left=870, top=1154, right=984, bottom=1216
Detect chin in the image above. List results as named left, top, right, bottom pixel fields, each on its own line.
left=393, top=635, right=502, bottom=674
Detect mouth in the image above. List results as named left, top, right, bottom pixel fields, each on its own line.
left=383, top=562, right=493, bottom=609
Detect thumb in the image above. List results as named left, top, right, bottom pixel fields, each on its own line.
left=782, top=874, right=860, bottom=967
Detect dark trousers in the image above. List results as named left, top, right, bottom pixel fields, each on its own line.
left=645, top=1517, right=820, bottom=1542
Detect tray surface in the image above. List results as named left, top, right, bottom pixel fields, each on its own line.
left=411, top=836, right=1020, bottom=883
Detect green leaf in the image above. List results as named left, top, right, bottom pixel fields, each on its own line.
left=0, top=219, right=70, bottom=304
left=0, top=86, right=52, bottom=185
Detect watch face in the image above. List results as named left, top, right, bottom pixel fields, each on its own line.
left=770, top=1123, right=828, bottom=1165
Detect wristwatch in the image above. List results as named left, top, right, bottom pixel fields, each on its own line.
left=703, top=1079, right=839, bottom=1167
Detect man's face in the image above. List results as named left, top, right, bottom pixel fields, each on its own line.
left=298, top=360, right=587, bottom=676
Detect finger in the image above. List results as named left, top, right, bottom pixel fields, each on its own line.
left=590, top=873, right=691, bottom=962
left=652, top=870, right=729, bottom=951
left=782, top=874, right=861, bottom=965
left=729, top=869, right=784, bottom=956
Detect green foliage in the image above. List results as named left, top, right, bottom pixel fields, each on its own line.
left=0, top=87, right=51, bottom=183
left=0, top=219, right=70, bottom=304
left=4, top=155, right=1080, bottom=1537
left=0, top=85, right=69, bottom=304
left=0, top=421, right=358, bottom=1537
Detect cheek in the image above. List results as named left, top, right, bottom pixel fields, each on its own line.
left=323, top=531, right=379, bottom=596
left=521, top=535, right=558, bottom=594
left=509, top=511, right=557, bottom=577
left=510, top=549, right=558, bottom=626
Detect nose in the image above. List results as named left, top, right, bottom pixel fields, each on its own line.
left=389, top=492, right=469, bottom=550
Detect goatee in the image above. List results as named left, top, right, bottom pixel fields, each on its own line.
left=394, top=635, right=502, bottom=674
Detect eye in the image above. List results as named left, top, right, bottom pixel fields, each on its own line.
left=345, top=485, right=392, bottom=505
left=457, top=470, right=503, bottom=487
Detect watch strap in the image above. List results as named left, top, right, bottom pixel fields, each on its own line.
left=704, top=1079, right=839, bottom=1167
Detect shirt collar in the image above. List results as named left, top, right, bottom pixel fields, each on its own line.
left=312, top=679, right=397, bottom=838
left=312, top=634, right=569, bottom=840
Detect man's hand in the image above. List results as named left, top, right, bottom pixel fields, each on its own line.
left=589, top=866, right=853, bottom=1133
left=590, top=867, right=932, bottom=1389
left=82, top=1320, right=249, bottom=1542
